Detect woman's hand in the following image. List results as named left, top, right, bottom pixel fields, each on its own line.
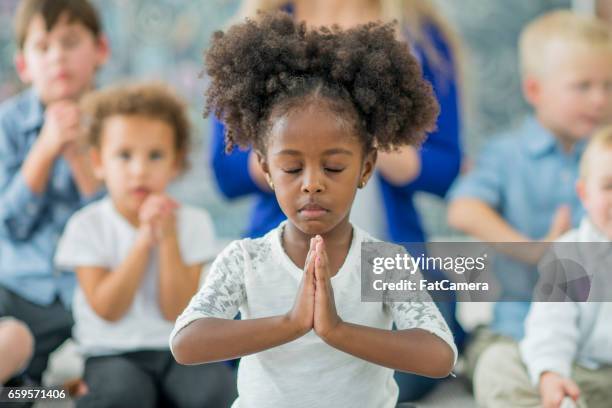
left=285, top=237, right=316, bottom=336
left=313, top=236, right=342, bottom=341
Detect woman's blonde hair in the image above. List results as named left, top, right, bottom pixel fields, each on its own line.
left=234, top=0, right=461, bottom=78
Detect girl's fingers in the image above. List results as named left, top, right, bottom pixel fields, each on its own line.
left=315, top=236, right=329, bottom=280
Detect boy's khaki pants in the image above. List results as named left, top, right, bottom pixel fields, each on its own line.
left=474, top=341, right=612, bottom=408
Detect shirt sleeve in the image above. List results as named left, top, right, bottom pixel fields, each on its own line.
left=519, top=302, right=579, bottom=386
left=209, top=117, right=261, bottom=198
left=447, top=139, right=507, bottom=209
left=178, top=207, right=218, bottom=265
left=0, top=120, right=46, bottom=241
left=54, top=209, right=109, bottom=270
left=404, top=28, right=462, bottom=198
left=382, top=245, right=458, bottom=366
left=170, top=240, right=248, bottom=343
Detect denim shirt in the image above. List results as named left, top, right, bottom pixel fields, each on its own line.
left=448, top=115, right=585, bottom=340
left=0, top=89, right=99, bottom=307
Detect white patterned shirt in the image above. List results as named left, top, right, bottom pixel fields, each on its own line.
left=170, top=221, right=456, bottom=408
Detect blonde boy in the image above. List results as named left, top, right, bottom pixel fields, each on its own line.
left=475, top=127, right=612, bottom=408
left=448, top=10, right=612, bottom=382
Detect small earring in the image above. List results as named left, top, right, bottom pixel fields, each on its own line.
left=268, top=180, right=275, bottom=190
left=358, top=180, right=366, bottom=188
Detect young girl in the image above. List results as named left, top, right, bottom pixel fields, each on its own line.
left=171, top=12, right=456, bottom=408
left=55, top=83, right=236, bottom=407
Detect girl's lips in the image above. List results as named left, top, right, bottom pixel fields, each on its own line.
left=299, top=204, right=329, bottom=218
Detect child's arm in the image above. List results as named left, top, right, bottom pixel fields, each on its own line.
left=171, top=238, right=318, bottom=365
left=0, top=102, right=80, bottom=240
left=312, top=237, right=455, bottom=378
left=173, top=315, right=307, bottom=365
left=520, top=302, right=580, bottom=398
left=22, top=101, right=82, bottom=195
left=448, top=197, right=531, bottom=242
left=158, top=233, right=203, bottom=321
left=322, top=323, right=454, bottom=378
left=448, top=198, right=571, bottom=264
left=76, top=230, right=151, bottom=322
left=137, top=194, right=203, bottom=320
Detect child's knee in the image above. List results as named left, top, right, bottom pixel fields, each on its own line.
left=473, top=341, right=535, bottom=406
left=0, top=318, right=34, bottom=362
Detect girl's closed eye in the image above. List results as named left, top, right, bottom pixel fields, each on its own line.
left=283, top=168, right=302, bottom=174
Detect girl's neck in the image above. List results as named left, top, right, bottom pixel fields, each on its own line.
left=282, top=216, right=354, bottom=271
left=293, top=0, right=381, bottom=29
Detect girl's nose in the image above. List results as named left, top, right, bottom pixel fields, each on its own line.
left=301, top=169, right=324, bottom=193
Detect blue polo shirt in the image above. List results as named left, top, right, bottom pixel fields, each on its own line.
left=0, top=89, right=99, bottom=307
left=448, top=115, right=585, bottom=339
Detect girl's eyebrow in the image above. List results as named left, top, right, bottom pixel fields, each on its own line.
left=275, top=148, right=354, bottom=156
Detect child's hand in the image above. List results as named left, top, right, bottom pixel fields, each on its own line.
left=138, top=194, right=179, bottom=244
left=39, top=101, right=82, bottom=158
left=313, top=236, right=342, bottom=341
left=285, top=237, right=316, bottom=336
left=539, top=371, right=580, bottom=408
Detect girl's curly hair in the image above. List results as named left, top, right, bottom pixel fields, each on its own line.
left=205, top=11, right=439, bottom=153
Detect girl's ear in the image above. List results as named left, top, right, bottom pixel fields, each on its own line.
left=359, top=149, right=377, bottom=188
left=90, top=147, right=105, bottom=180
left=256, top=150, right=275, bottom=191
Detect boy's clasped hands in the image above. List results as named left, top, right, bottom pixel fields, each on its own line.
left=287, top=235, right=343, bottom=342
left=137, top=194, right=179, bottom=246
left=39, top=100, right=83, bottom=159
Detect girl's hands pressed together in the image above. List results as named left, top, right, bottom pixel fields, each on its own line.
left=285, top=235, right=343, bottom=341
left=285, top=237, right=316, bottom=336
left=138, top=194, right=179, bottom=245
left=313, top=236, right=342, bottom=341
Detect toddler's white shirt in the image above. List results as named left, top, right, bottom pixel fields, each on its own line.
left=56, top=197, right=216, bottom=356
left=520, top=218, right=612, bottom=385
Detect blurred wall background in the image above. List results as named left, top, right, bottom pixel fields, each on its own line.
left=0, top=0, right=572, bottom=239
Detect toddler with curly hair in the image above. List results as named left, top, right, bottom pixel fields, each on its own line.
left=170, top=11, right=456, bottom=408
